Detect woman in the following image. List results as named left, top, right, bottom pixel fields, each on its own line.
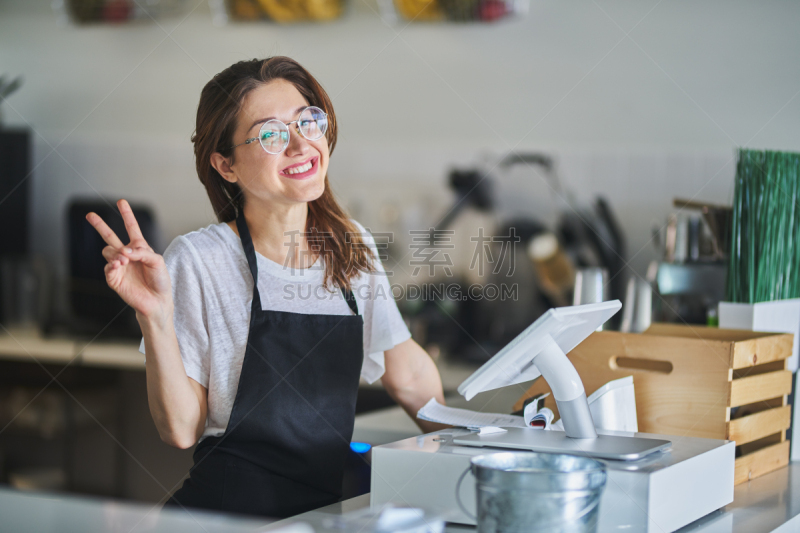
left=87, top=57, right=445, bottom=518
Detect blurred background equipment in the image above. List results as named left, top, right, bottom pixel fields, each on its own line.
left=0, top=124, right=39, bottom=327
left=0, top=256, right=52, bottom=330
left=557, top=195, right=626, bottom=314
left=674, top=198, right=731, bottom=261
left=649, top=197, right=730, bottom=325
left=620, top=277, right=652, bottom=333
left=0, top=362, right=130, bottom=496
left=408, top=152, right=627, bottom=362
left=573, top=267, right=608, bottom=306
left=0, top=127, right=29, bottom=256
left=430, top=167, right=494, bottom=234
left=502, top=152, right=627, bottom=324
left=0, top=75, right=23, bottom=125
left=528, top=232, right=573, bottom=307
left=653, top=261, right=726, bottom=324
left=494, top=152, right=626, bottom=334
left=67, top=198, right=160, bottom=339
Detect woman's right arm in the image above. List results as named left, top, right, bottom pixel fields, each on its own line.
left=87, top=199, right=207, bottom=449
left=139, top=312, right=208, bottom=449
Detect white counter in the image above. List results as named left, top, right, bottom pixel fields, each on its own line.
left=1, top=462, right=799, bottom=532
left=271, top=462, right=800, bottom=532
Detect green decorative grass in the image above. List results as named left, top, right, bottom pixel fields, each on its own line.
left=727, top=149, right=800, bottom=303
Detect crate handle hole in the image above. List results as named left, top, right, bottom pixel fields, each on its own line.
left=611, top=356, right=673, bottom=374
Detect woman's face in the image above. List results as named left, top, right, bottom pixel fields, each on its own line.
left=224, top=79, right=329, bottom=208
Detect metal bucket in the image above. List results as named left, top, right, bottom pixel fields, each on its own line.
left=470, top=452, right=607, bottom=533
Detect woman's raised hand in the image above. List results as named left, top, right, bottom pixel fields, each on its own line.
left=86, top=199, right=173, bottom=324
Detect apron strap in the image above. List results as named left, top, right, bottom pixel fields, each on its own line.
left=235, top=210, right=263, bottom=312
left=237, top=210, right=359, bottom=317
left=341, top=287, right=358, bottom=315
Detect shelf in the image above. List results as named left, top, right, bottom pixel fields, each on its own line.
left=0, top=328, right=144, bottom=371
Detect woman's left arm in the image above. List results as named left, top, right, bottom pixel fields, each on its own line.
left=381, top=338, right=448, bottom=433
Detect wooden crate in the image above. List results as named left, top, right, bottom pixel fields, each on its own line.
left=513, top=324, right=793, bottom=485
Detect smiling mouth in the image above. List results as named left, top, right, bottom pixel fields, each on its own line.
left=281, top=157, right=318, bottom=178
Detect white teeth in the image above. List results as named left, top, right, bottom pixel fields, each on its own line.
left=285, top=160, right=313, bottom=174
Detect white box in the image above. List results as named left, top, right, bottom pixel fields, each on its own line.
left=371, top=429, right=734, bottom=533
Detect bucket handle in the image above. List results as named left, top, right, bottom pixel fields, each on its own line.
left=455, top=466, right=476, bottom=521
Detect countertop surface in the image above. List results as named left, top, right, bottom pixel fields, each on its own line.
left=0, top=327, right=484, bottom=387
left=268, top=462, right=800, bottom=533
left=4, top=328, right=799, bottom=531
left=1, top=460, right=800, bottom=532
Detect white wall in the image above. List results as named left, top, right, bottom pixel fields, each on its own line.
left=1, top=0, right=799, bottom=281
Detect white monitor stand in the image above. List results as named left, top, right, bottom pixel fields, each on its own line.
left=454, top=301, right=671, bottom=461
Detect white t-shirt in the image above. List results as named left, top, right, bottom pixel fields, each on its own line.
left=139, top=220, right=411, bottom=440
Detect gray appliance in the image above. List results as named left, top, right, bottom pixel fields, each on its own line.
left=67, top=199, right=159, bottom=338
left=371, top=429, right=734, bottom=532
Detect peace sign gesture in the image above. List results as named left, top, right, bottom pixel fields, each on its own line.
left=86, top=199, right=173, bottom=325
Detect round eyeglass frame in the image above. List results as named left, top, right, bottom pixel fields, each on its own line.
left=230, top=106, right=328, bottom=155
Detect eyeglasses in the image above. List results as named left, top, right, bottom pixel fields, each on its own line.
left=231, top=106, right=328, bottom=155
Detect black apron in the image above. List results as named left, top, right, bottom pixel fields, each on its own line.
left=166, top=211, right=364, bottom=518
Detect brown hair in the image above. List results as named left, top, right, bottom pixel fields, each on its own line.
left=192, top=57, right=376, bottom=291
